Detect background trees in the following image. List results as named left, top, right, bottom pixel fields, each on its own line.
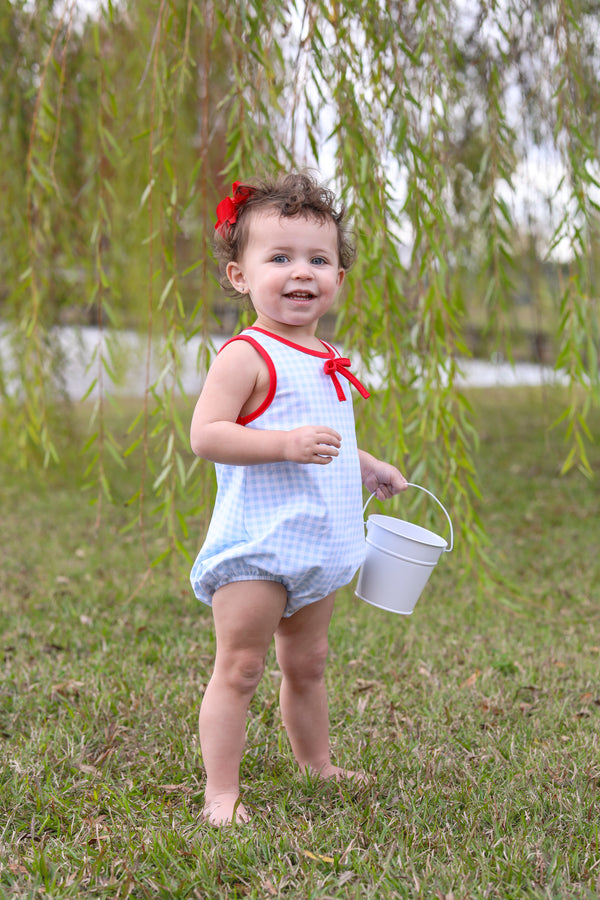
left=1, top=0, right=598, bottom=561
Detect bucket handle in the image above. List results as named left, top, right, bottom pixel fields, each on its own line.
left=363, top=483, right=454, bottom=552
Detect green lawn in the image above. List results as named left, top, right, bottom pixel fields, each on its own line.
left=1, top=388, right=599, bottom=899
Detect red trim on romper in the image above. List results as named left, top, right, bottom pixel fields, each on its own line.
left=245, top=328, right=371, bottom=402
left=247, top=326, right=334, bottom=358
left=219, top=326, right=370, bottom=424
left=218, top=334, right=277, bottom=425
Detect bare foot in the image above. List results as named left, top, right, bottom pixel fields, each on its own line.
left=202, top=792, right=250, bottom=826
left=312, top=763, right=369, bottom=785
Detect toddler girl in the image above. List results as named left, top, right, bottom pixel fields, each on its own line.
left=190, top=173, right=407, bottom=825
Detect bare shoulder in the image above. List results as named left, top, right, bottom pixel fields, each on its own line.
left=206, top=337, right=268, bottom=386
left=217, top=336, right=266, bottom=367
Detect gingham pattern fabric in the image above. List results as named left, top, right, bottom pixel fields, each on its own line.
left=190, top=326, right=368, bottom=616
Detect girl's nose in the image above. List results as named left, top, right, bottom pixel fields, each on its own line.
left=291, top=261, right=312, bottom=279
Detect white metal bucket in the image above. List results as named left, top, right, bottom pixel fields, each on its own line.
left=355, top=483, right=454, bottom=615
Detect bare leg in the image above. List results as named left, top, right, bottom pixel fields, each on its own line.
left=275, top=592, right=363, bottom=782
left=199, top=580, right=286, bottom=825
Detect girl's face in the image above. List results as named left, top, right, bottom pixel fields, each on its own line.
left=226, top=210, right=345, bottom=339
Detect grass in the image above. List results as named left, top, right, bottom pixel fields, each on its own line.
left=1, top=387, right=599, bottom=899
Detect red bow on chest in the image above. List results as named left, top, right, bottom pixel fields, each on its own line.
left=323, top=357, right=370, bottom=401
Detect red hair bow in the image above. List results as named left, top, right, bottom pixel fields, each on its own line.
left=215, top=181, right=254, bottom=232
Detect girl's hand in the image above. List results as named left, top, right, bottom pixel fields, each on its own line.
left=358, top=450, right=408, bottom=500
left=284, top=426, right=342, bottom=464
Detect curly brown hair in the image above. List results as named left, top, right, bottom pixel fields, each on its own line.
left=214, top=172, right=355, bottom=293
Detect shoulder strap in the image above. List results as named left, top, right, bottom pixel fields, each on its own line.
left=219, top=333, right=277, bottom=425
left=319, top=339, right=339, bottom=357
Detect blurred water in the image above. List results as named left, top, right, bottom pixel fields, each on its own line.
left=0, top=324, right=569, bottom=400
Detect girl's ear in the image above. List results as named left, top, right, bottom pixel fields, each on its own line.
left=226, top=260, right=248, bottom=294
left=336, top=267, right=345, bottom=289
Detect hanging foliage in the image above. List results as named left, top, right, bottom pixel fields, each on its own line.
left=1, top=0, right=598, bottom=566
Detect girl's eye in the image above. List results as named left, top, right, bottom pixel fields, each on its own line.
left=311, top=256, right=327, bottom=266
left=273, top=254, right=288, bottom=263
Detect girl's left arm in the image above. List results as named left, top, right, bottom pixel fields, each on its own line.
left=358, top=449, right=408, bottom=500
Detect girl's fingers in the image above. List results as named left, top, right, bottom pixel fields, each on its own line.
left=318, top=430, right=341, bottom=446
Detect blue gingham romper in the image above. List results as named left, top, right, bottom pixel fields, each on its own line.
left=190, top=326, right=370, bottom=617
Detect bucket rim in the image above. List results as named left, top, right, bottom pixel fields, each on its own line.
left=366, top=513, right=448, bottom=549
left=363, top=484, right=454, bottom=552
left=365, top=535, right=445, bottom=563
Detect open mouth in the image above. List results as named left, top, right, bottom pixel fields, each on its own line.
left=285, top=291, right=315, bottom=302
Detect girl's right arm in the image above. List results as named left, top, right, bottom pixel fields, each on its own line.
left=190, top=340, right=341, bottom=466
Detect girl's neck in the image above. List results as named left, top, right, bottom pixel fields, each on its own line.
left=251, top=316, right=324, bottom=351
